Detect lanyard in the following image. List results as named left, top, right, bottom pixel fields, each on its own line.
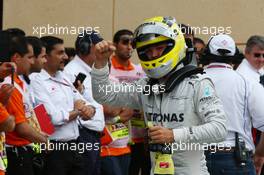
left=49, top=78, right=71, bottom=87
left=49, top=77, right=78, bottom=94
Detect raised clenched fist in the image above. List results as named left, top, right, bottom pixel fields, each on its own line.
left=94, top=40, right=116, bottom=69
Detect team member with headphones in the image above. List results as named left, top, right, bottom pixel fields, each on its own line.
left=64, top=31, right=105, bottom=175
left=90, top=16, right=227, bottom=175
left=203, top=34, right=264, bottom=175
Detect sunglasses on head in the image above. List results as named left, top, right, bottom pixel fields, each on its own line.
left=254, top=53, right=264, bottom=58
left=120, top=36, right=133, bottom=45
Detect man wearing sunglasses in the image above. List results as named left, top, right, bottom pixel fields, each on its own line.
left=236, top=35, right=264, bottom=174
left=237, top=35, right=264, bottom=82
left=101, top=29, right=149, bottom=175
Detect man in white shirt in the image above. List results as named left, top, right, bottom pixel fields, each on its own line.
left=237, top=35, right=264, bottom=83
left=236, top=35, right=264, bottom=174
left=203, top=34, right=264, bottom=175
left=107, top=29, right=148, bottom=175
left=63, top=31, right=105, bottom=175
left=31, top=36, right=96, bottom=175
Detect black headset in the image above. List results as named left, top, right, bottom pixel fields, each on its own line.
left=78, top=34, right=93, bottom=55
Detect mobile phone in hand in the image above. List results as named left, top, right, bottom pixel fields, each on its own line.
left=73, top=73, right=87, bottom=88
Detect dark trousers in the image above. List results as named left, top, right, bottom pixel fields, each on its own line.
left=32, top=153, right=45, bottom=175
left=101, top=154, right=131, bottom=175
left=6, top=146, right=35, bottom=175
left=129, top=142, right=151, bottom=175
left=78, top=127, right=101, bottom=175
left=205, top=151, right=256, bottom=175
left=43, top=141, right=85, bottom=175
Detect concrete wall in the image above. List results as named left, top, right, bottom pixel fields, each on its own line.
left=3, top=0, right=264, bottom=61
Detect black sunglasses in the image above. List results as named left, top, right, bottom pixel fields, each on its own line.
left=254, top=53, right=264, bottom=58
left=119, top=36, right=133, bottom=45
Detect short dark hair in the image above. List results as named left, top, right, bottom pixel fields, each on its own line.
left=4, top=28, right=26, bottom=38
left=64, top=47, right=76, bottom=65
left=40, top=36, right=63, bottom=54
left=0, top=31, right=12, bottom=62
left=113, top=29, right=133, bottom=43
left=26, top=36, right=44, bottom=58
left=65, top=47, right=76, bottom=58
left=0, top=34, right=28, bottom=62
left=9, top=36, right=29, bottom=60
left=179, top=23, right=194, bottom=36
left=193, top=37, right=205, bottom=46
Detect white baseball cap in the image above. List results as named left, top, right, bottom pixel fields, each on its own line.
left=208, top=34, right=236, bottom=56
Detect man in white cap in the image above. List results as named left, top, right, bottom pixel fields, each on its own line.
left=203, top=33, right=264, bottom=175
